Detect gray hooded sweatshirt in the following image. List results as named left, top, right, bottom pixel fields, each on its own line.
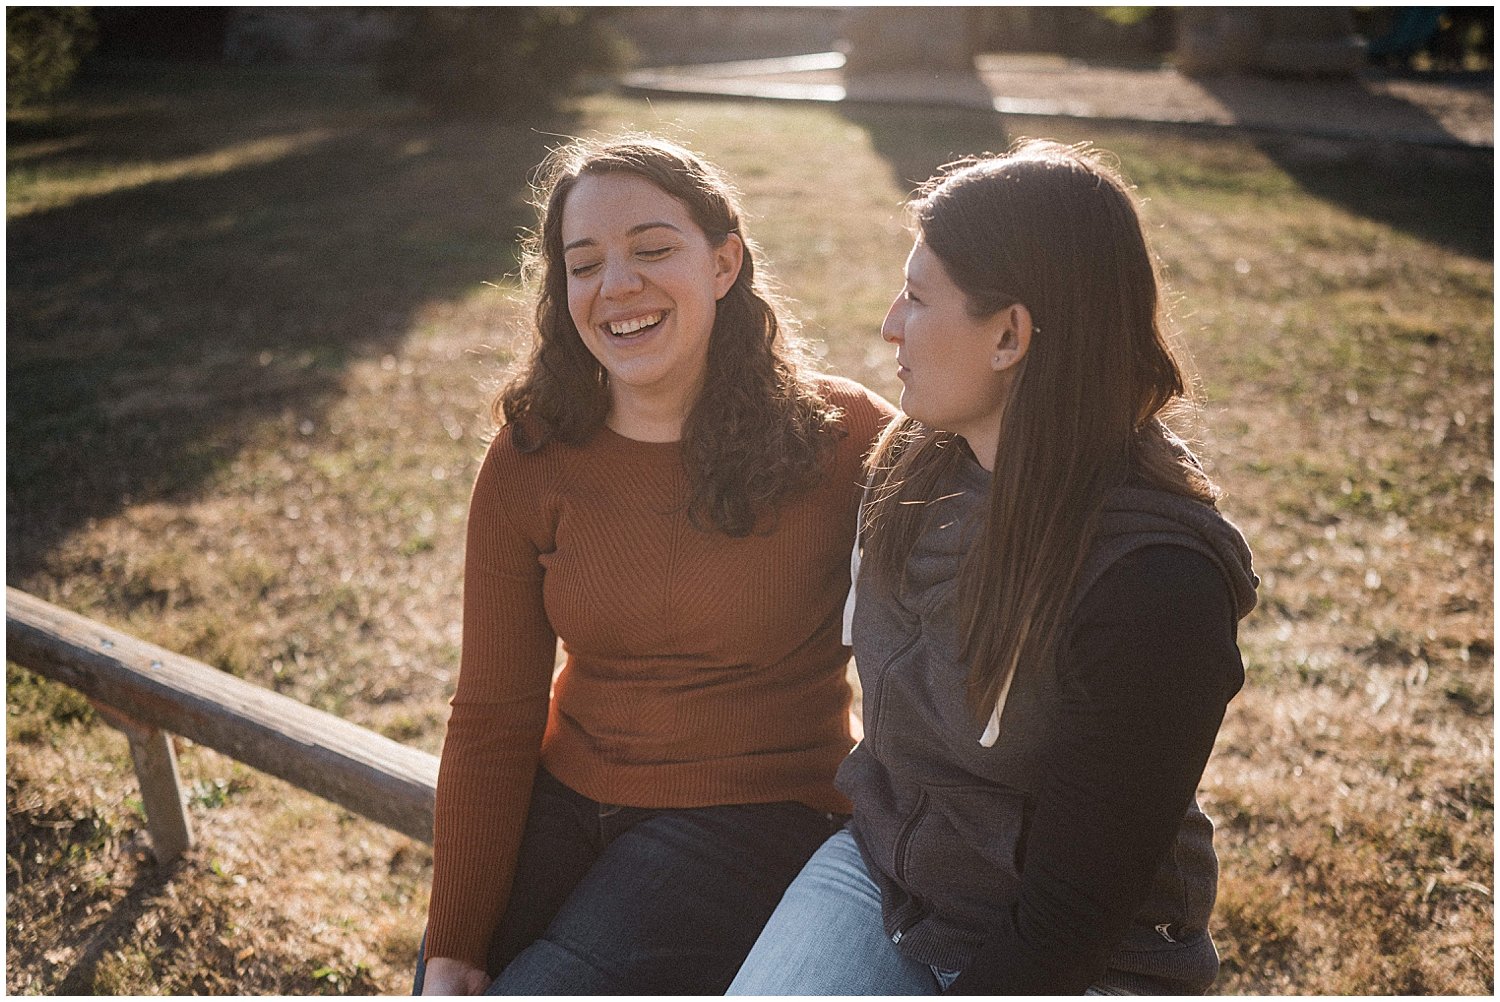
left=837, top=451, right=1258, bottom=994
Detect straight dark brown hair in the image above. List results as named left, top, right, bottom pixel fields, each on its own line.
left=864, top=140, right=1219, bottom=719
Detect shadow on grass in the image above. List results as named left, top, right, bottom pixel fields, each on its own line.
left=4, top=790, right=171, bottom=993
left=52, top=858, right=186, bottom=995
left=841, top=79, right=1492, bottom=262
left=1193, top=69, right=1494, bottom=260
left=836, top=102, right=1011, bottom=195
left=1249, top=133, right=1493, bottom=261
left=7, top=62, right=573, bottom=579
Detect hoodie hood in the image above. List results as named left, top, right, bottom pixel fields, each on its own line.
left=979, top=481, right=1258, bottom=748
left=1089, top=485, right=1259, bottom=622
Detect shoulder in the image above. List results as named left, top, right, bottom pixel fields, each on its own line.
left=477, top=422, right=543, bottom=476
left=813, top=374, right=898, bottom=444
left=472, top=423, right=580, bottom=514
left=1068, top=544, right=1244, bottom=698
left=1076, top=544, right=1239, bottom=640
left=813, top=373, right=897, bottom=417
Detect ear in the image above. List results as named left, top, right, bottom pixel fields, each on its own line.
left=988, top=303, right=1034, bottom=372
left=712, top=233, right=744, bottom=300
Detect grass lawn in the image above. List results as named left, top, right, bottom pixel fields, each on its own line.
left=7, top=62, right=1493, bottom=994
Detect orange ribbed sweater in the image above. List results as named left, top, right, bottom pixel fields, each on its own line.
left=425, top=376, right=896, bottom=966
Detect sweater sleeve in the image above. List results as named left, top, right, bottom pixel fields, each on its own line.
left=424, top=436, right=559, bottom=967
left=947, top=544, right=1244, bottom=994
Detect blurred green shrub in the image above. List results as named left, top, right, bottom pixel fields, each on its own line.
left=375, top=8, right=626, bottom=118
left=6, top=6, right=97, bottom=108
left=1095, top=7, right=1157, bottom=29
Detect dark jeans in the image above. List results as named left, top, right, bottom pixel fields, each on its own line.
left=414, top=768, right=842, bottom=995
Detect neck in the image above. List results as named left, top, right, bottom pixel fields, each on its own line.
left=606, top=384, right=699, bottom=443
left=960, top=429, right=998, bottom=471
left=957, top=373, right=1014, bottom=471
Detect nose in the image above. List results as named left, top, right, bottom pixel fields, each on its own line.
left=880, top=294, right=905, bottom=344
left=599, top=254, right=644, bottom=299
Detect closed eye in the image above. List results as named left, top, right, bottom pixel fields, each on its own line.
left=637, top=246, right=673, bottom=260
left=568, top=261, right=600, bottom=278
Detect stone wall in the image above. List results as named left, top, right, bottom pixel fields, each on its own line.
left=1176, top=8, right=1366, bottom=77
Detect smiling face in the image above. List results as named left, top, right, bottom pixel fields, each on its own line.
left=882, top=238, right=1023, bottom=466
left=560, top=171, right=743, bottom=439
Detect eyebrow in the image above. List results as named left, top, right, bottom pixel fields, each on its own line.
left=564, top=221, right=683, bottom=253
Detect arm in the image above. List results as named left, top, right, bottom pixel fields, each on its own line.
left=948, top=545, right=1245, bottom=994
left=424, top=438, right=559, bottom=970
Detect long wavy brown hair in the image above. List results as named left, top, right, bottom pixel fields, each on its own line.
left=864, top=140, right=1220, bottom=719
left=497, top=135, right=843, bottom=536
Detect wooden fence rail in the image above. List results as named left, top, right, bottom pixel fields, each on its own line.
left=6, top=587, right=438, bottom=859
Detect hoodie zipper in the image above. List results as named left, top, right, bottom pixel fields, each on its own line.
left=867, top=630, right=922, bottom=757
left=888, top=791, right=931, bottom=945
left=892, top=788, right=929, bottom=884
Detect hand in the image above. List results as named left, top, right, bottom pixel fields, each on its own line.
left=421, top=957, right=490, bottom=995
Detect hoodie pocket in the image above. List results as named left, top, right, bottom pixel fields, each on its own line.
left=896, top=782, right=1029, bottom=921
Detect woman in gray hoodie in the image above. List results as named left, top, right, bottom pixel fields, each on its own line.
left=729, top=141, right=1258, bottom=995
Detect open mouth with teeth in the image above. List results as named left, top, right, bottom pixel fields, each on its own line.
left=606, top=311, right=667, bottom=338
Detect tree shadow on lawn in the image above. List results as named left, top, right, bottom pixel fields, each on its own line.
left=5, top=785, right=172, bottom=993
left=1247, top=133, right=1493, bottom=261
left=1193, top=71, right=1494, bottom=261
left=839, top=94, right=1491, bottom=263
left=836, top=102, right=1011, bottom=195
left=7, top=70, right=573, bottom=581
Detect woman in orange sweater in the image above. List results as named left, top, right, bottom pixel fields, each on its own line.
left=416, top=136, right=895, bottom=995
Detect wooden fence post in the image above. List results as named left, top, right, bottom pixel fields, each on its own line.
left=91, top=699, right=193, bottom=863
left=8, top=587, right=439, bottom=844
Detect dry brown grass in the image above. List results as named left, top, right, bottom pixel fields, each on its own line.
left=8, top=63, right=1493, bottom=994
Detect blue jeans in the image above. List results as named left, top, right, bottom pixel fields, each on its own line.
left=729, top=827, right=1130, bottom=996
left=728, top=827, right=960, bottom=994
left=414, top=768, right=841, bottom=995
